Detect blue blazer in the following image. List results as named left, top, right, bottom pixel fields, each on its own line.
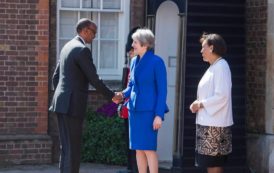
left=123, top=51, right=168, bottom=119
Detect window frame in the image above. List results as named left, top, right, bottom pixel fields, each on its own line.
left=56, top=0, right=130, bottom=80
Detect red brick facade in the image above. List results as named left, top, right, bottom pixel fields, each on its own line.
left=130, top=0, right=146, bottom=27
left=0, top=135, right=52, bottom=164
left=0, top=0, right=51, bottom=164
left=246, top=0, right=274, bottom=172
left=246, top=0, right=267, bottom=132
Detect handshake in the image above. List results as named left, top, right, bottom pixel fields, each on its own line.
left=112, top=92, right=124, bottom=104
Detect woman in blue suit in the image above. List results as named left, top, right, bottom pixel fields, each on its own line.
left=118, top=28, right=168, bottom=173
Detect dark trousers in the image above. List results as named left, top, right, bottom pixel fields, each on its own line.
left=124, top=119, right=138, bottom=172
left=57, top=113, right=84, bottom=173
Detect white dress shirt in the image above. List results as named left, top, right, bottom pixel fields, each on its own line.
left=196, top=58, right=233, bottom=127
left=77, top=35, right=86, bottom=44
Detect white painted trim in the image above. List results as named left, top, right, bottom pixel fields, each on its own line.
left=97, top=12, right=101, bottom=71
left=59, top=8, right=123, bottom=12
left=155, top=0, right=180, bottom=162
left=56, top=0, right=60, bottom=63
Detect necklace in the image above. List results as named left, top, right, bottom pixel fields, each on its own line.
left=211, top=57, right=222, bottom=66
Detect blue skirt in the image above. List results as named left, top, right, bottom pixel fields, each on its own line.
left=128, top=110, right=158, bottom=150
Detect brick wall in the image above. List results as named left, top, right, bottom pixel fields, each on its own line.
left=0, top=0, right=51, bottom=164
left=246, top=0, right=267, bottom=133
left=130, top=0, right=146, bottom=27
left=0, top=0, right=49, bottom=135
left=0, top=135, right=52, bottom=164
left=245, top=0, right=274, bottom=172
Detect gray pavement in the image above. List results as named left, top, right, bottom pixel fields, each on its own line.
left=0, top=163, right=126, bottom=173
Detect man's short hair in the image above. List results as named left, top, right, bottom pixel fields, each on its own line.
left=76, top=18, right=94, bottom=33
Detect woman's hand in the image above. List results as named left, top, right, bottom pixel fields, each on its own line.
left=189, top=100, right=202, bottom=113
left=153, top=116, right=162, bottom=130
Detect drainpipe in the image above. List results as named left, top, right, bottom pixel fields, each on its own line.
left=172, top=12, right=187, bottom=172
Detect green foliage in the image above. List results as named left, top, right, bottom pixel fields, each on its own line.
left=81, top=108, right=127, bottom=165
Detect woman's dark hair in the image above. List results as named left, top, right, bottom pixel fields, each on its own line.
left=76, top=18, right=94, bottom=33
left=125, top=26, right=141, bottom=52
left=200, top=33, right=227, bottom=56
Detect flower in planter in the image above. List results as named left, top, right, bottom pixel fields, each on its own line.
left=96, top=102, right=118, bottom=117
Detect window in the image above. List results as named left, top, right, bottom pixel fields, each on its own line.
left=57, top=0, right=130, bottom=80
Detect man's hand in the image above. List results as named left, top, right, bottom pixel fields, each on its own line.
left=112, top=92, right=123, bottom=104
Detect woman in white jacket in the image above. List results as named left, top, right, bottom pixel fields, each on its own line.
left=190, top=33, right=233, bottom=173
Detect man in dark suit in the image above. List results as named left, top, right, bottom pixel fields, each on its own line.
left=49, top=18, right=120, bottom=173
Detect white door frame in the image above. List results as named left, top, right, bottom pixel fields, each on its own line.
left=155, top=0, right=180, bottom=163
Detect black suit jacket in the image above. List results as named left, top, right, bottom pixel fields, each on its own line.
left=49, top=36, right=114, bottom=118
